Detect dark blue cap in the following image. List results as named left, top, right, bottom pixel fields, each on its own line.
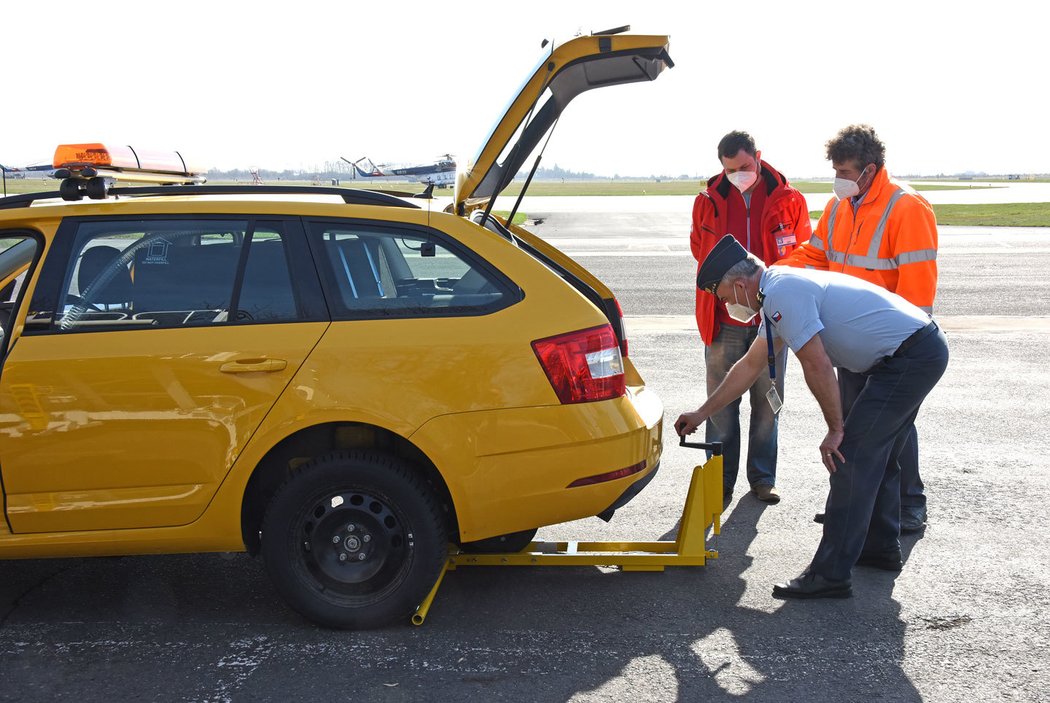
left=697, top=234, right=747, bottom=294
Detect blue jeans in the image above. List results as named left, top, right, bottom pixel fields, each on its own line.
left=809, top=325, right=948, bottom=582
left=705, top=324, right=787, bottom=494
left=838, top=369, right=926, bottom=509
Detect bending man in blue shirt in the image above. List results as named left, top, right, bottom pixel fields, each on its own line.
left=675, top=234, right=949, bottom=599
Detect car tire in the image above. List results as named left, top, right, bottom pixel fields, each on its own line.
left=261, top=450, right=447, bottom=629
left=459, top=528, right=538, bottom=554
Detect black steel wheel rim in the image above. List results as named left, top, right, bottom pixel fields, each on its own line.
left=295, top=489, right=412, bottom=601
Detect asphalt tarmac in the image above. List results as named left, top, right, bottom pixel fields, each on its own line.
left=1, top=209, right=1047, bottom=702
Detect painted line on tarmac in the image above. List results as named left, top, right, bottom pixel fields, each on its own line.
left=627, top=315, right=1050, bottom=333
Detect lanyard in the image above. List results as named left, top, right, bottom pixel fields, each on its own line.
left=765, top=315, right=776, bottom=381
left=762, top=314, right=783, bottom=415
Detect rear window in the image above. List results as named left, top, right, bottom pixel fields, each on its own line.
left=308, top=220, right=519, bottom=319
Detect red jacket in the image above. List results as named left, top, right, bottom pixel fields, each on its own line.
left=690, top=161, right=811, bottom=345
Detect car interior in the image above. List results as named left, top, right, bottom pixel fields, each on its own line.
left=59, top=231, right=299, bottom=329
left=317, top=231, right=508, bottom=315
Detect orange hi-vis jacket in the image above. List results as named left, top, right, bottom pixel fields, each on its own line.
left=777, top=168, right=938, bottom=312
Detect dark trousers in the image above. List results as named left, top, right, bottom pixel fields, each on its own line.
left=809, top=325, right=948, bottom=582
left=838, top=369, right=926, bottom=509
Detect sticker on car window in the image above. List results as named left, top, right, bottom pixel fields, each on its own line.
left=141, top=239, right=172, bottom=265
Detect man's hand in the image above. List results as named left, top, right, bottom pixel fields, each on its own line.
left=675, top=411, right=707, bottom=437
left=795, top=334, right=846, bottom=473
left=820, top=429, right=845, bottom=473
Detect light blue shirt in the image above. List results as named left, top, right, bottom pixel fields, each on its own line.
left=758, top=267, right=930, bottom=373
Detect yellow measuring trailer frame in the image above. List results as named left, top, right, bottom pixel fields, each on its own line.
left=413, top=438, right=723, bottom=625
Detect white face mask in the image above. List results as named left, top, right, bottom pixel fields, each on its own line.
left=726, top=170, right=757, bottom=193
left=833, top=165, right=869, bottom=200
left=725, top=284, right=758, bottom=323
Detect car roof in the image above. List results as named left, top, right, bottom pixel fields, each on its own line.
left=0, top=185, right=424, bottom=212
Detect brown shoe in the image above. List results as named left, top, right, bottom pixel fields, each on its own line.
left=752, top=484, right=781, bottom=504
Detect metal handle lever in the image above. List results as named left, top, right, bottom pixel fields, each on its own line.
left=679, top=436, right=723, bottom=456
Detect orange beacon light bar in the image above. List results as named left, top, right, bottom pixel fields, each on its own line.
left=52, top=143, right=206, bottom=200
left=53, top=143, right=204, bottom=178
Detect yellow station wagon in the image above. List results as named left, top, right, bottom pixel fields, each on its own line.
left=0, top=30, right=673, bottom=628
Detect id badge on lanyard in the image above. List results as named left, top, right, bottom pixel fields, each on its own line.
left=764, top=316, right=783, bottom=414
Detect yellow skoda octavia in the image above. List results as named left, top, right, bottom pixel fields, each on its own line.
left=0, top=30, right=672, bottom=628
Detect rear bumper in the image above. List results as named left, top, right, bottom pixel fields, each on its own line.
left=596, top=460, right=659, bottom=521
left=410, top=385, right=663, bottom=542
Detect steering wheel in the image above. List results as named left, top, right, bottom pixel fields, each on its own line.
left=60, top=236, right=165, bottom=330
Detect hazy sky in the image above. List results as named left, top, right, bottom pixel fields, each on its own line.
left=3, top=1, right=1043, bottom=178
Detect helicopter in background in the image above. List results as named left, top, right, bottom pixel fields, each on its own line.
left=341, top=154, right=456, bottom=188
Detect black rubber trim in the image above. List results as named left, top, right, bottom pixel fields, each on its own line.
left=596, top=461, right=659, bottom=522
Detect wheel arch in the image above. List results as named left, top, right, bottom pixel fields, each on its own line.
left=240, top=422, right=457, bottom=555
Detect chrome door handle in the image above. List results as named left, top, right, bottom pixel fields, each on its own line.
left=219, top=358, right=288, bottom=374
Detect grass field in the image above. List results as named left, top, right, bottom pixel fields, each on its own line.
left=806, top=203, right=1050, bottom=227
left=4, top=178, right=1047, bottom=226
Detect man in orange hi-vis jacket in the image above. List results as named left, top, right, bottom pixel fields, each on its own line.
left=779, top=124, right=938, bottom=533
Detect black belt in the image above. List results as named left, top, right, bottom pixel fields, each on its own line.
left=893, top=321, right=938, bottom=357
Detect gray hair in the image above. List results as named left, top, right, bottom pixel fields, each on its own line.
left=719, top=253, right=763, bottom=287
left=826, top=124, right=885, bottom=170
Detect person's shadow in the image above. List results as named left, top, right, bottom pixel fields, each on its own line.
left=421, top=478, right=923, bottom=702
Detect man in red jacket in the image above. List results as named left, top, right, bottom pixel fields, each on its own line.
left=690, top=131, right=812, bottom=505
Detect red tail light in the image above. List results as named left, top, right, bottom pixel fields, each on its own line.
left=532, top=324, right=626, bottom=404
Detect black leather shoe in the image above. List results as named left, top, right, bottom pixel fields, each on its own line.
left=814, top=512, right=825, bottom=524
left=901, top=506, right=927, bottom=534
left=855, top=550, right=903, bottom=572
left=772, top=572, right=852, bottom=599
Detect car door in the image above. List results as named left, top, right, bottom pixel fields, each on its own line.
left=0, top=215, right=329, bottom=534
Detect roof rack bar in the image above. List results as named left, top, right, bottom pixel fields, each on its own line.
left=0, top=191, right=62, bottom=210
left=0, top=184, right=420, bottom=210
left=107, top=185, right=420, bottom=208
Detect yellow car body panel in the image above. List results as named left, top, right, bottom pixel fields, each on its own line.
left=411, top=387, right=663, bottom=541
left=0, top=322, right=328, bottom=533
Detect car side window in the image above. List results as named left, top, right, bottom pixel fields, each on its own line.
left=46, top=219, right=300, bottom=332
left=308, top=221, right=514, bottom=318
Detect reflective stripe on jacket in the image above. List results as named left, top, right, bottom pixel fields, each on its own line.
left=689, top=161, right=810, bottom=345
left=777, top=168, right=938, bottom=312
